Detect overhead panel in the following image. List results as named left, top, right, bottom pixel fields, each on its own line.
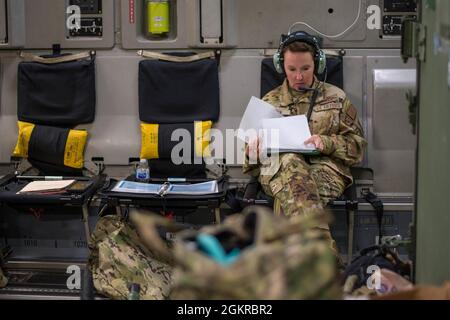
left=381, top=0, right=418, bottom=38
left=234, top=0, right=368, bottom=48
left=0, top=0, right=26, bottom=49
left=67, top=0, right=103, bottom=38
left=19, top=0, right=113, bottom=49
left=0, top=0, right=6, bottom=44
left=69, top=0, right=102, bottom=14
left=200, top=0, right=222, bottom=45
left=383, top=0, right=417, bottom=12
left=121, top=0, right=187, bottom=49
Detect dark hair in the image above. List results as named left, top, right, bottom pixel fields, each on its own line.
left=282, top=41, right=315, bottom=58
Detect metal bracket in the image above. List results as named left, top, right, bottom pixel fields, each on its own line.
left=206, top=158, right=228, bottom=178
left=378, top=234, right=412, bottom=248
left=356, top=184, right=375, bottom=199
left=406, top=90, right=418, bottom=135
left=84, top=161, right=99, bottom=176
left=10, top=157, right=32, bottom=175
left=401, top=20, right=427, bottom=63
left=91, top=157, right=105, bottom=174
left=203, top=38, right=221, bottom=45
left=84, top=157, right=105, bottom=176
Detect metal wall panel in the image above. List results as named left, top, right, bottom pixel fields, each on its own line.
left=415, top=2, right=450, bottom=285
left=123, top=0, right=410, bottom=50
left=22, top=0, right=114, bottom=49
left=235, top=0, right=366, bottom=47
left=230, top=0, right=407, bottom=49
left=0, top=1, right=418, bottom=196
left=1, top=206, right=95, bottom=262
left=331, top=207, right=412, bottom=259
left=0, top=0, right=6, bottom=44
left=366, top=57, right=417, bottom=195
left=200, top=0, right=222, bottom=42
left=0, top=0, right=26, bottom=49
left=84, top=53, right=142, bottom=164
left=0, top=49, right=418, bottom=195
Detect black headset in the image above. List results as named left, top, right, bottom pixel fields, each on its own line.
left=273, top=31, right=326, bottom=76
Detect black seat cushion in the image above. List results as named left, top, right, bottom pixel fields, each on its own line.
left=18, top=58, right=96, bottom=126
left=139, top=58, right=220, bottom=124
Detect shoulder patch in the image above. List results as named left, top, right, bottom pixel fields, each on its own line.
left=313, top=103, right=342, bottom=112
left=318, top=95, right=339, bottom=105
left=343, top=103, right=357, bottom=126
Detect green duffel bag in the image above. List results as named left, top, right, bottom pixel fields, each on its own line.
left=89, top=212, right=182, bottom=300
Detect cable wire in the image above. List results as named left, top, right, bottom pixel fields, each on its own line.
left=288, top=0, right=363, bottom=39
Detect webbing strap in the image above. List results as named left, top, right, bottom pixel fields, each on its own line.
left=137, top=50, right=215, bottom=62
left=19, top=51, right=94, bottom=64
left=306, top=89, right=320, bottom=122
left=364, top=191, right=384, bottom=241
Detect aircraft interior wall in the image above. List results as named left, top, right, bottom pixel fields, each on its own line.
left=0, top=0, right=418, bottom=195
left=0, top=0, right=421, bottom=299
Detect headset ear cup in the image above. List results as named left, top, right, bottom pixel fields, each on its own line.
left=316, top=50, right=327, bottom=75
left=273, top=52, right=284, bottom=74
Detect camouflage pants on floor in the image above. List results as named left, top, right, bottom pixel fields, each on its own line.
left=261, top=153, right=348, bottom=259
left=89, top=214, right=173, bottom=300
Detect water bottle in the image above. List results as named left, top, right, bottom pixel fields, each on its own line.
left=136, top=159, right=150, bottom=182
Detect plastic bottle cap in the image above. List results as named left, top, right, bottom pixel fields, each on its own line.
left=128, top=283, right=141, bottom=300
left=130, top=283, right=141, bottom=292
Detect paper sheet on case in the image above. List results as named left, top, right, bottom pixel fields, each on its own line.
left=17, top=180, right=76, bottom=194
left=237, top=96, right=282, bottom=142
left=261, top=115, right=316, bottom=152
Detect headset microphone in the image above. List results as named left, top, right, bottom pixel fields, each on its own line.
left=273, top=31, right=326, bottom=76
left=297, top=86, right=315, bottom=92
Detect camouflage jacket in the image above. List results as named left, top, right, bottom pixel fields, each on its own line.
left=243, top=78, right=367, bottom=185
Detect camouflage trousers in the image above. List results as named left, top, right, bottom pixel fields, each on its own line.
left=262, top=153, right=348, bottom=215
left=0, top=268, right=7, bottom=288
left=89, top=214, right=173, bottom=300
left=261, top=153, right=348, bottom=259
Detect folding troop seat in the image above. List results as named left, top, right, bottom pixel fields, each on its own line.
left=0, top=50, right=105, bottom=246
left=100, top=51, right=228, bottom=224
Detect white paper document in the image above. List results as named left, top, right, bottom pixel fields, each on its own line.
left=237, top=96, right=282, bottom=142
left=17, top=180, right=76, bottom=194
left=111, top=180, right=219, bottom=195
left=238, top=96, right=318, bottom=155
left=261, top=115, right=317, bottom=153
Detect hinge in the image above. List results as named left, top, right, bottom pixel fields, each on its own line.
left=406, top=90, right=418, bottom=135
left=401, top=20, right=427, bottom=63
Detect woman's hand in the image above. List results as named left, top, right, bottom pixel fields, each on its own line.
left=304, top=135, right=324, bottom=151
left=246, top=136, right=262, bottom=162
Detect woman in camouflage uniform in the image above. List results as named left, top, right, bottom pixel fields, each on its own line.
left=243, top=32, right=367, bottom=253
